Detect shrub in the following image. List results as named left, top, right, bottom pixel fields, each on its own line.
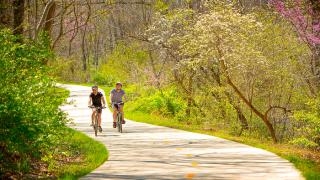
left=0, top=30, right=67, bottom=174
left=129, top=87, right=186, bottom=117
left=91, top=72, right=115, bottom=86
left=48, top=57, right=88, bottom=83
left=289, top=137, right=319, bottom=149
left=292, top=95, right=320, bottom=148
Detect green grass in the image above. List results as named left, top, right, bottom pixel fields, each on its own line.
left=52, top=87, right=108, bottom=179
left=56, top=129, right=108, bottom=179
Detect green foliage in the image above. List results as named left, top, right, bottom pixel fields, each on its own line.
left=127, top=87, right=186, bottom=117
left=92, top=72, right=115, bottom=86
left=95, top=42, right=148, bottom=85
left=49, top=57, right=88, bottom=83
left=146, top=1, right=318, bottom=146
left=55, top=129, right=108, bottom=179
left=289, top=137, right=319, bottom=149
left=0, top=30, right=67, bottom=174
left=292, top=95, right=320, bottom=147
left=154, top=0, right=169, bottom=13
left=286, top=155, right=320, bottom=180
left=0, top=31, right=107, bottom=177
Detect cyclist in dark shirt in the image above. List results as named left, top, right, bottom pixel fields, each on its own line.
left=88, top=86, right=106, bottom=132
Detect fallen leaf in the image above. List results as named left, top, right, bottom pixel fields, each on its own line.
left=191, top=162, right=198, bottom=167
left=185, top=173, right=196, bottom=179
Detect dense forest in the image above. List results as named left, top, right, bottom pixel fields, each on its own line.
left=1, top=0, right=320, bottom=178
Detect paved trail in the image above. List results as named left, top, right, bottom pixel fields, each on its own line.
left=60, top=84, right=303, bottom=180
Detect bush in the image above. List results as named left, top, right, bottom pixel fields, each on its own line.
left=292, top=95, right=320, bottom=148
left=95, top=42, right=149, bottom=85
left=128, top=87, right=186, bottom=117
left=289, top=137, right=319, bottom=149
left=91, top=72, right=115, bottom=86
left=0, top=30, right=68, bottom=174
left=48, top=57, right=88, bottom=83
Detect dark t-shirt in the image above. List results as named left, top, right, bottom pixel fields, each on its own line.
left=90, top=92, right=103, bottom=107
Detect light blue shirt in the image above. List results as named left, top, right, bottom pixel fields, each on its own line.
left=110, top=89, right=125, bottom=103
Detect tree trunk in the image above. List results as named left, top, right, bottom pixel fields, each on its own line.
left=214, top=91, right=249, bottom=130
left=208, top=67, right=249, bottom=131
left=217, top=43, right=277, bottom=142
left=186, top=75, right=194, bottom=117
left=81, top=29, right=87, bottom=71
left=225, top=70, right=277, bottom=142
left=43, top=1, right=56, bottom=35
left=0, top=0, right=13, bottom=29
left=229, top=97, right=249, bottom=130
left=188, top=0, right=201, bottom=11
left=109, top=16, right=116, bottom=50
left=94, top=31, right=100, bottom=70
left=12, top=0, right=25, bottom=35
left=0, top=0, right=25, bottom=37
left=35, top=0, right=56, bottom=38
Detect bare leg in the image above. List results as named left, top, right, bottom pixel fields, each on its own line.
left=119, top=106, right=124, bottom=121
left=113, top=109, right=117, bottom=122
left=92, top=110, right=96, bottom=124
left=98, top=112, right=102, bottom=126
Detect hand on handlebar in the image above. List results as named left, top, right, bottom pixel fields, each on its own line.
left=89, top=105, right=106, bottom=109
left=117, top=101, right=125, bottom=105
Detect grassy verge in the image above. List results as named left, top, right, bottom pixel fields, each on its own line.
left=51, top=87, right=108, bottom=179
left=54, top=128, right=108, bottom=179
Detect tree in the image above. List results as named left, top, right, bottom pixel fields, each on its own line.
left=145, top=4, right=307, bottom=142
left=270, top=0, right=320, bottom=92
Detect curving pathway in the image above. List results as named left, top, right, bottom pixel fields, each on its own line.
left=59, top=84, right=303, bottom=180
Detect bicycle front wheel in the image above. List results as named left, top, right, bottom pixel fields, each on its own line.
left=94, top=114, right=98, bottom=136
left=117, top=113, right=122, bottom=133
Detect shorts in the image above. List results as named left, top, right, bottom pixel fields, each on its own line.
left=112, top=102, right=124, bottom=110
left=93, top=106, right=103, bottom=113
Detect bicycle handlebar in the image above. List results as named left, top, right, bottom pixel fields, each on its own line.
left=113, top=102, right=124, bottom=105
left=88, top=106, right=106, bottom=109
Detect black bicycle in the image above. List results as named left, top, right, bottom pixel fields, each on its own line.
left=89, top=106, right=105, bottom=136
left=113, top=102, right=124, bottom=133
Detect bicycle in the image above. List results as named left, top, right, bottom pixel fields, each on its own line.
left=113, top=102, right=124, bottom=133
left=89, top=106, right=105, bottom=136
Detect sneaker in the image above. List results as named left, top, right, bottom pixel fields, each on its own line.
left=113, top=122, right=116, bottom=128
left=122, top=120, right=126, bottom=124
left=98, top=126, right=102, bottom=132
left=90, top=123, right=94, bottom=126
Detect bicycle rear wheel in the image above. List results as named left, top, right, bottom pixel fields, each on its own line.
left=117, top=113, right=122, bottom=133
left=94, top=114, right=98, bottom=136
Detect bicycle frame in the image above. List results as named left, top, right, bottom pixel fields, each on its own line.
left=89, top=106, right=104, bottom=136
left=114, top=102, right=124, bottom=133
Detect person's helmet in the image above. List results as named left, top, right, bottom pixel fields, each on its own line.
left=116, top=82, right=122, bottom=86
left=92, top=85, right=98, bottom=90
